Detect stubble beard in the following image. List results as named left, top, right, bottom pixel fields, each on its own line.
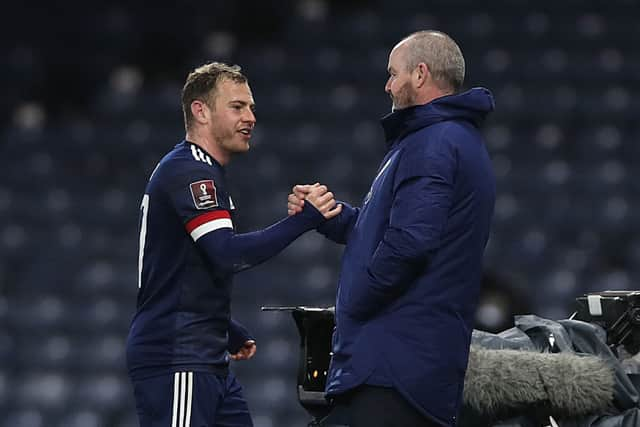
left=391, top=81, right=417, bottom=112
left=213, top=127, right=249, bottom=156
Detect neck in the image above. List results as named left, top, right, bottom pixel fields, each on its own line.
left=185, top=128, right=230, bottom=166
left=414, top=85, right=451, bottom=107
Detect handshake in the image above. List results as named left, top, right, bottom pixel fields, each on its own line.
left=287, top=183, right=342, bottom=220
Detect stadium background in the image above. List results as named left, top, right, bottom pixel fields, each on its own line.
left=2, top=0, right=639, bottom=425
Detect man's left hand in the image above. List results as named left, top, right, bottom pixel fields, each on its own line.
left=229, top=340, right=257, bottom=361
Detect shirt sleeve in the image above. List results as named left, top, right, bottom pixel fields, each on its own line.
left=165, top=161, right=326, bottom=274
left=228, top=318, right=254, bottom=353
left=196, top=206, right=324, bottom=274
left=346, top=138, right=457, bottom=320
left=316, top=201, right=359, bottom=244
left=165, top=164, right=235, bottom=239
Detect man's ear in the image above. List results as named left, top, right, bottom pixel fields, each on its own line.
left=190, top=100, right=209, bottom=125
left=414, top=62, right=430, bottom=89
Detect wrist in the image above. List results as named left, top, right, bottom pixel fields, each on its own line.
left=298, top=202, right=325, bottom=227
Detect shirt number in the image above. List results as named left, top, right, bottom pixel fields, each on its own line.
left=138, top=194, right=150, bottom=288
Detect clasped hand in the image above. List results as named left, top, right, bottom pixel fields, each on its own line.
left=287, top=183, right=342, bottom=220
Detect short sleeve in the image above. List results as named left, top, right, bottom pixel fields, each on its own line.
left=164, top=161, right=234, bottom=241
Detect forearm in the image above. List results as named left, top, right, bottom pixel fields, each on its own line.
left=316, top=201, right=359, bottom=244
left=198, top=204, right=324, bottom=274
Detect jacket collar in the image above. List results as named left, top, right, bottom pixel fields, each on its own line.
left=380, top=87, right=495, bottom=148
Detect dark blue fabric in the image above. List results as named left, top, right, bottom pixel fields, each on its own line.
left=197, top=204, right=324, bottom=275
left=127, top=141, right=236, bottom=380
left=324, top=88, right=496, bottom=427
left=317, top=201, right=360, bottom=244
left=127, top=140, right=323, bottom=381
left=132, top=371, right=253, bottom=427
left=228, top=319, right=253, bottom=354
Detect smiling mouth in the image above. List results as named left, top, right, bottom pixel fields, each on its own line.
left=238, top=129, right=252, bottom=136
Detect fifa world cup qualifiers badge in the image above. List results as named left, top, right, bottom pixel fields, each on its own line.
left=190, top=180, right=218, bottom=209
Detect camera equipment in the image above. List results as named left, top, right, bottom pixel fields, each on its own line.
left=261, top=306, right=335, bottom=423
left=573, top=290, right=640, bottom=355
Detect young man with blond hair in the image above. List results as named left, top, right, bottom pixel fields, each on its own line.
left=127, top=62, right=340, bottom=427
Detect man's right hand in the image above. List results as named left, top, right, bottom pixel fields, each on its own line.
left=288, top=183, right=342, bottom=220
left=287, top=184, right=310, bottom=216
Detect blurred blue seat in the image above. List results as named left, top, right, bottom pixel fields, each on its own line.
left=3, top=1, right=640, bottom=424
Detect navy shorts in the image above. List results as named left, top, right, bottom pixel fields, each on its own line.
left=131, top=371, right=253, bottom=427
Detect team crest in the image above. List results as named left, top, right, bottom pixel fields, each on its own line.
left=190, top=180, right=218, bottom=209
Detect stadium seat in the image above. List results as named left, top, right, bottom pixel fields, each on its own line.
left=3, top=1, right=639, bottom=424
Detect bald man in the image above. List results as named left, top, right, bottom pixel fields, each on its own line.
left=289, top=31, right=496, bottom=427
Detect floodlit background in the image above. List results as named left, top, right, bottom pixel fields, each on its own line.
left=1, top=0, right=639, bottom=425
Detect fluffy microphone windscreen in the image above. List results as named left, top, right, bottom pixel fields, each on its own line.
left=463, top=346, right=615, bottom=417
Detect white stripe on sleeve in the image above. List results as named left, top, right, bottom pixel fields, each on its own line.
left=190, top=218, right=233, bottom=241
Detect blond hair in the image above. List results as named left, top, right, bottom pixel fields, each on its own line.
left=181, top=62, right=247, bottom=130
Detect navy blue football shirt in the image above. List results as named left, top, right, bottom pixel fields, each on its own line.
left=127, top=140, right=243, bottom=380
left=127, top=140, right=326, bottom=380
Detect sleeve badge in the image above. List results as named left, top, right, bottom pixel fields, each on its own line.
left=189, top=180, right=218, bottom=210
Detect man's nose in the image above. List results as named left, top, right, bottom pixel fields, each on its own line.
left=244, top=108, right=256, bottom=124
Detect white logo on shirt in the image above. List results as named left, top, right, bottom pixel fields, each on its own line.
left=190, top=144, right=213, bottom=166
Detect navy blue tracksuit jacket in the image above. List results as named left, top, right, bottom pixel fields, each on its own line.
left=320, top=88, right=496, bottom=426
